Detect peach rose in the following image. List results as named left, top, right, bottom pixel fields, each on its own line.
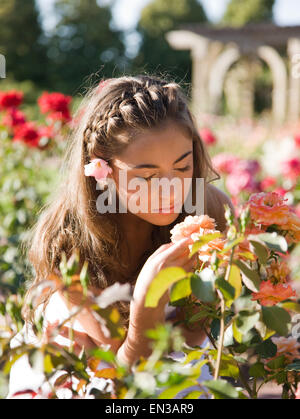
left=170, top=215, right=217, bottom=242
left=170, top=215, right=227, bottom=264
left=271, top=337, right=300, bottom=363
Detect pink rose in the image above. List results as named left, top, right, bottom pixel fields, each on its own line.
left=281, top=158, right=300, bottom=180
left=199, top=127, right=217, bottom=146
left=226, top=170, right=257, bottom=196
left=84, top=158, right=112, bottom=181
left=212, top=153, right=240, bottom=175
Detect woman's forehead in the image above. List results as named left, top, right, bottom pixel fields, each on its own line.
left=112, top=124, right=192, bottom=169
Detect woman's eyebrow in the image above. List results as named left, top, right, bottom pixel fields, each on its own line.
left=133, top=150, right=192, bottom=169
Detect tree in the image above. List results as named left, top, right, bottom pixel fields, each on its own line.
left=47, top=0, right=127, bottom=94
left=0, top=0, right=48, bottom=86
left=222, top=0, right=275, bottom=26
left=133, top=0, right=208, bottom=88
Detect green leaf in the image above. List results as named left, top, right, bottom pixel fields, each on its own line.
left=183, top=390, right=203, bottom=399
left=92, top=306, right=125, bottom=339
left=280, top=302, right=300, bottom=313
left=248, top=237, right=269, bottom=265
left=170, top=277, right=191, bottom=302
left=255, top=338, right=277, bottom=359
left=202, top=379, right=240, bottom=399
left=44, top=354, right=54, bottom=374
left=216, top=353, right=239, bottom=379
left=190, top=269, right=216, bottom=303
left=79, top=260, right=89, bottom=296
left=254, top=233, right=288, bottom=253
left=285, top=361, right=300, bottom=372
left=183, top=350, right=206, bottom=365
left=266, top=355, right=286, bottom=370
left=158, top=379, right=198, bottom=399
left=262, top=306, right=291, bottom=336
left=215, top=276, right=235, bottom=303
left=90, top=348, right=116, bottom=363
left=249, top=362, right=266, bottom=378
left=232, top=320, right=243, bottom=344
left=235, top=311, right=260, bottom=335
left=219, top=236, right=245, bottom=255
left=145, top=267, right=187, bottom=307
left=189, top=232, right=222, bottom=257
left=234, top=260, right=261, bottom=292
left=227, top=264, right=242, bottom=307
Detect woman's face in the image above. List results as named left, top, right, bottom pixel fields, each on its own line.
left=110, top=121, right=194, bottom=226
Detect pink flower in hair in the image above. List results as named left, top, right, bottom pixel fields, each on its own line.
left=84, top=158, right=112, bottom=181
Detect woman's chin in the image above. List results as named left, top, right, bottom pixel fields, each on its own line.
left=135, top=211, right=181, bottom=226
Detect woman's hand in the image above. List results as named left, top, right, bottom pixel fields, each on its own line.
left=133, top=237, right=197, bottom=309
left=117, top=238, right=198, bottom=367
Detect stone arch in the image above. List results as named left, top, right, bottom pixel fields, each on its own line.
left=257, top=45, right=287, bottom=123
left=0, top=54, right=5, bottom=79
left=208, top=46, right=241, bottom=114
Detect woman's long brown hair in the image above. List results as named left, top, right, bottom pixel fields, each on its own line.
left=21, top=74, right=219, bottom=333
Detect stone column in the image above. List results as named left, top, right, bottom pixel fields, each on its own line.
left=0, top=54, right=5, bottom=79
left=287, top=37, right=300, bottom=122
left=257, top=45, right=287, bottom=123
left=165, top=30, right=210, bottom=121
left=208, top=44, right=241, bottom=114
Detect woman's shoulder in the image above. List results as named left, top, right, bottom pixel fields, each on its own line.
left=205, top=182, right=235, bottom=233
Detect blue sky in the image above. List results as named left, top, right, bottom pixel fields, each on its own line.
left=111, top=0, right=300, bottom=29
left=39, top=0, right=300, bottom=30
left=38, top=0, right=300, bottom=56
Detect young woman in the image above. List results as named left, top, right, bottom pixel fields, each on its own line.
left=8, top=75, right=234, bottom=397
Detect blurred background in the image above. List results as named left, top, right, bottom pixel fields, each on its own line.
left=1, top=0, right=300, bottom=399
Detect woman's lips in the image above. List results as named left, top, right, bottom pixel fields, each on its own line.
left=157, top=202, right=178, bottom=213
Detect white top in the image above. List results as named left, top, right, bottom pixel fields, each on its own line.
left=7, top=291, right=212, bottom=399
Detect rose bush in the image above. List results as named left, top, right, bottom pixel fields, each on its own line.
left=0, top=87, right=299, bottom=399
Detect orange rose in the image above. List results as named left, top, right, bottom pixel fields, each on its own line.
left=248, top=192, right=291, bottom=226
left=266, top=259, right=291, bottom=284
left=251, top=280, right=297, bottom=306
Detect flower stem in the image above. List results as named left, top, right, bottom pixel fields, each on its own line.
left=213, top=289, right=225, bottom=381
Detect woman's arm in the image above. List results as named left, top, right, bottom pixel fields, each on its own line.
left=116, top=302, right=167, bottom=367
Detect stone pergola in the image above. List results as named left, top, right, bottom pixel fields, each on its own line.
left=166, top=23, right=300, bottom=123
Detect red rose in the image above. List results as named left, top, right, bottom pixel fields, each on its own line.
left=0, top=90, right=23, bottom=109
left=13, top=121, right=41, bottom=148
left=38, top=92, right=72, bottom=122
left=2, top=108, right=26, bottom=128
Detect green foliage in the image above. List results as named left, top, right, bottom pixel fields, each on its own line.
left=222, top=0, right=275, bottom=27
left=133, top=0, right=208, bottom=88
left=46, top=0, right=126, bottom=94
left=0, top=0, right=48, bottom=86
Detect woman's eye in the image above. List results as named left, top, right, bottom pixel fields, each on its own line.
left=136, top=165, right=191, bottom=181
left=176, top=165, right=191, bottom=172
left=136, top=175, right=154, bottom=181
